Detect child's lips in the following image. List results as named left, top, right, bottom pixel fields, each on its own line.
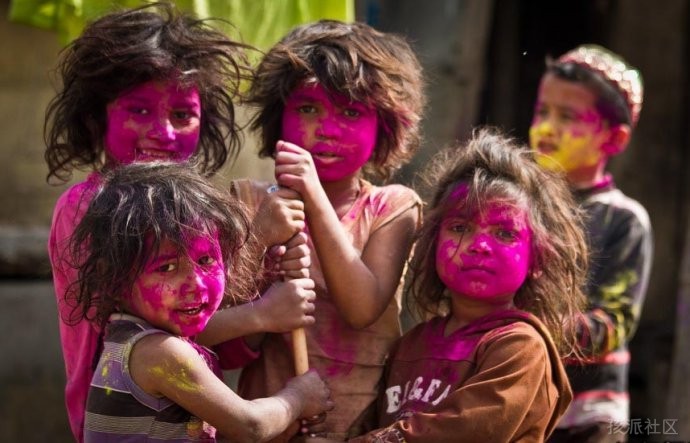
left=312, top=150, right=343, bottom=164
left=537, top=142, right=557, bottom=154
left=137, top=148, right=175, bottom=160
left=462, top=266, right=494, bottom=274
left=460, top=259, right=494, bottom=274
left=177, top=303, right=207, bottom=316
left=136, top=143, right=178, bottom=160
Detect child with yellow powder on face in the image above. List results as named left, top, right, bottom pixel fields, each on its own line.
left=529, top=44, right=653, bottom=443
left=232, top=20, right=426, bottom=440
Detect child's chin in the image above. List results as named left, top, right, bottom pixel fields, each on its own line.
left=177, top=323, right=207, bottom=337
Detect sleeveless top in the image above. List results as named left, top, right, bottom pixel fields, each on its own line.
left=233, top=178, right=422, bottom=440
left=84, top=313, right=218, bottom=442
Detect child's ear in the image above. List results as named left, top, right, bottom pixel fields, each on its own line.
left=601, top=124, right=631, bottom=157
left=529, top=254, right=542, bottom=280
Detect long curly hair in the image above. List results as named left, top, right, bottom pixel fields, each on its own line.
left=408, top=128, right=588, bottom=355
left=65, top=161, right=262, bottom=328
left=247, top=19, right=426, bottom=181
left=45, top=2, right=254, bottom=183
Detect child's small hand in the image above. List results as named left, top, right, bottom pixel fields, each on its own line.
left=298, top=414, right=330, bottom=440
left=255, top=185, right=305, bottom=248
left=275, top=140, right=321, bottom=202
left=287, top=370, right=334, bottom=419
left=275, top=231, right=311, bottom=279
left=255, top=278, right=316, bottom=333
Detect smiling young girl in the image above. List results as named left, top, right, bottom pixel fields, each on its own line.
left=44, top=4, right=315, bottom=441
left=70, top=162, right=332, bottom=442
left=346, top=128, right=589, bottom=442
left=232, top=20, right=426, bottom=439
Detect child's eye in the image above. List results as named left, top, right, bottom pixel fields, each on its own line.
left=448, top=223, right=469, bottom=234
left=156, top=262, right=177, bottom=272
left=535, top=107, right=548, bottom=119
left=559, top=112, right=577, bottom=123
left=496, top=229, right=518, bottom=242
left=197, top=255, right=217, bottom=266
left=172, top=109, right=194, bottom=120
left=343, top=108, right=361, bottom=118
left=297, top=105, right=317, bottom=114
left=128, top=107, right=150, bottom=116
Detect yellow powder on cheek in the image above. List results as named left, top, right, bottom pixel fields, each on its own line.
left=529, top=121, right=553, bottom=144
left=532, top=129, right=602, bottom=173
left=557, top=132, right=602, bottom=170
left=530, top=123, right=564, bottom=172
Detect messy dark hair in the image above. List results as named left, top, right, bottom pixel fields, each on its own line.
left=408, top=128, right=588, bottom=355
left=45, top=2, right=254, bottom=183
left=66, top=161, right=261, bottom=328
left=546, top=59, right=631, bottom=127
left=247, top=19, right=425, bottom=181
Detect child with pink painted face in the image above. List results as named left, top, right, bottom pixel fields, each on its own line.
left=69, top=162, right=333, bottom=442
left=334, top=128, right=587, bottom=442
left=232, top=20, right=426, bottom=440
left=530, top=45, right=653, bottom=443
left=44, top=4, right=315, bottom=441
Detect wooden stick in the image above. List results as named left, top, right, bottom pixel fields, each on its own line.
left=287, top=246, right=309, bottom=375
left=291, top=327, right=309, bottom=375
left=268, top=183, right=310, bottom=375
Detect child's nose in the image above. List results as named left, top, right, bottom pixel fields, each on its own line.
left=148, top=117, right=175, bottom=142
left=315, top=117, right=342, bottom=139
left=182, top=270, right=207, bottom=298
left=467, top=234, right=491, bottom=254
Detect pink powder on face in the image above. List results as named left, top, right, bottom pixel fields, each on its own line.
left=104, top=79, right=201, bottom=165
left=435, top=197, right=533, bottom=302
left=127, top=234, right=225, bottom=337
left=281, top=82, right=378, bottom=182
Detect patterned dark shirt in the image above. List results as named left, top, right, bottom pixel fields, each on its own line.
left=559, top=176, right=653, bottom=427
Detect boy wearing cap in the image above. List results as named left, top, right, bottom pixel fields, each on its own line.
left=530, top=44, right=653, bottom=443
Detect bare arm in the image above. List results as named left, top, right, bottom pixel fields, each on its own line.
left=196, top=231, right=315, bottom=347
left=130, top=334, right=332, bottom=442
left=308, top=199, right=417, bottom=328
left=275, top=141, right=419, bottom=329
left=196, top=278, right=316, bottom=347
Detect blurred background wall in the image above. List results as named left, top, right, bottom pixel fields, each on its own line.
left=1, top=0, right=688, bottom=441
